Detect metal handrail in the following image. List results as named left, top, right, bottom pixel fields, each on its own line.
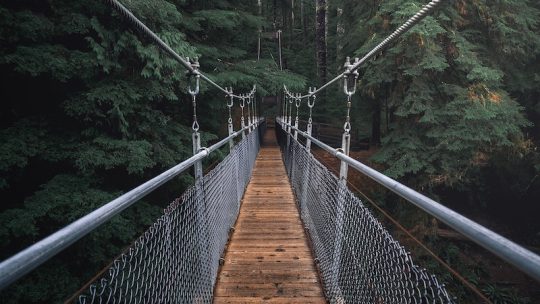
left=0, top=122, right=262, bottom=290
left=278, top=118, right=540, bottom=282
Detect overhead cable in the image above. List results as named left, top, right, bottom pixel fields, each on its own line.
left=291, top=0, right=445, bottom=99
left=105, top=0, right=253, bottom=99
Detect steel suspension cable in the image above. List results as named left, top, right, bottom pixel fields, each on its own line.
left=288, top=0, right=445, bottom=99
left=105, top=0, right=250, bottom=99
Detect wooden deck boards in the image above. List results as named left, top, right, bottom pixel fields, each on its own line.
left=214, top=130, right=326, bottom=303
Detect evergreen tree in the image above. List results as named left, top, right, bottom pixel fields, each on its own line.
left=0, top=0, right=305, bottom=302
left=344, top=0, right=537, bottom=190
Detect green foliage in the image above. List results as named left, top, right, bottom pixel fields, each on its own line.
left=2, top=0, right=539, bottom=302
left=295, top=1, right=540, bottom=301
left=0, top=0, right=304, bottom=302
left=335, top=0, right=539, bottom=188
left=0, top=176, right=161, bottom=303
left=482, top=284, right=531, bottom=304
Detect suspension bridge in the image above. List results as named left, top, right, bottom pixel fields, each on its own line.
left=1, top=0, right=540, bottom=303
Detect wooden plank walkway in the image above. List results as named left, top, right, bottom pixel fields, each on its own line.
left=214, top=130, right=326, bottom=304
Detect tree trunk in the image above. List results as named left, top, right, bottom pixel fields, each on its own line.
left=273, top=0, right=277, bottom=27
left=291, top=0, right=295, bottom=29
left=257, top=0, right=262, bottom=61
left=336, top=7, right=344, bottom=73
left=301, top=0, right=307, bottom=39
left=385, top=93, right=390, bottom=133
left=371, top=99, right=381, bottom=146
left=315, top=0, right=327, bottom=86
left=282, top=3, right=288, bottom=47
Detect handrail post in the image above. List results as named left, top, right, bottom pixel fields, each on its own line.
left=240, top=96, right=246, bottom=139
left=300, top=123, right=313, bottom=215
left=282, top=94, right=287, bottom=122
left=305, top=122, right=312, bottom=150
left=339, top=132, right=351, bottom=180
left=300, top=90, right=315, bottom=215
left=305, top=88, right=316, bottom=151
left=188, top=70, right=213, bottom=297
left=287, top=95, right=293, bottom=134
left=329, top=130, right=350, bottom=301
left=293, top=94, right=300, bottom=141
left=228, top=121, right=234, bottom=150
left=192, top=131, right=203, bottom=181
left=286, top=96, right=293, bottom=149
left=246, top=94, right=252, bottom=133
left=226, top=88, right=235, bottom=151
left=330, top=62, right=357, bottom=301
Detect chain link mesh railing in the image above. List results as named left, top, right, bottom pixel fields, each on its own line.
left=76, top=126, right=262, bottom=304
left=276, top=123, right=455, bottom=304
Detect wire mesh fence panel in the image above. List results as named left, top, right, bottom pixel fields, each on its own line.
left=76, top=127, right=261, bottom=304
left=276, top=123, right=455, bottom=304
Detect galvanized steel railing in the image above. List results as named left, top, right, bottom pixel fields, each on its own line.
left=0, top=121, right=265, bottom=301
left=75, top=124, right=263, bottom=303
left=276, top=117, right=540, bottom=303
left=0, top=0, right=264, bottom=295
left=276, top=120, right=456, bottom=303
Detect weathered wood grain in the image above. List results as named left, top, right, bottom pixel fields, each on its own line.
left=214, top=131, right=326, bottom=303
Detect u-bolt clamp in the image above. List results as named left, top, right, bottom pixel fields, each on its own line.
left=187, top=74, right=200, bottom=96
left=186, top=57, right=201, bottom=96
left=308, top=87, right=317, bottom=108
left=295, top=94, right=301, bottom=108
left=343, top=57, right=359, bottom=97
left=240, top=95, right=245, bottom=108
left=226, top=87, right=234, bottom=107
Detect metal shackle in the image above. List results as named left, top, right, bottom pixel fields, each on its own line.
left=343, top=57, right=359, bottom=97
left=186, top=57, right=201, bottom=96
left=226, top=87, right=234, bottom=108
left=188, top=74, right=200, bottom=96
left=308, top=87, right=317, bottom=108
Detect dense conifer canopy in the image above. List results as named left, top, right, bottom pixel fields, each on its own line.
left=1, top=0, right=539, bottom=302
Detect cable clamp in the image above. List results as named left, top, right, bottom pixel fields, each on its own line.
left=307, top=87, right=316, bottom=108
left=343, top=57, right=359, bottom=96
left=185, top=57, right=200, bottom=76
left=240, top=95, right=245, bottom=108
left=187, top=58, right=200, bottom=96
left=226, top=87, right=234, bottom=107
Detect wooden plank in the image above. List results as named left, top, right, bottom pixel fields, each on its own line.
left=214, top=297, right=326, bottom=304
left=213, top=131, right=326, bottom=303
left=215, top=283, right=324, bottom=297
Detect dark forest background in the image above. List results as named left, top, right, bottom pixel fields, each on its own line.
left=1, top=0, right=539, bottom=303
